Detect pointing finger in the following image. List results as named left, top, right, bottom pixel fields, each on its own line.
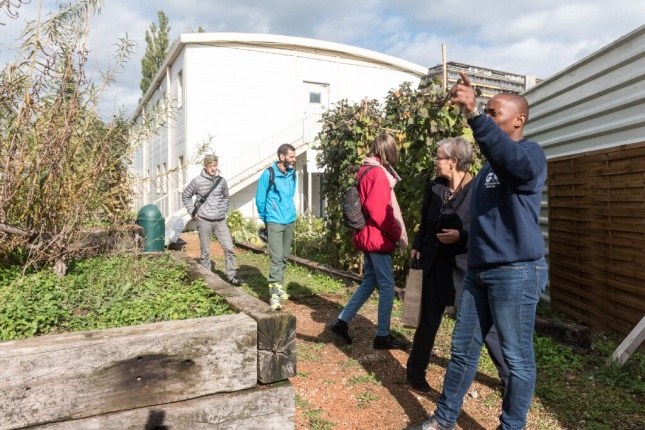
left=459, top=71, right=472, bottom=87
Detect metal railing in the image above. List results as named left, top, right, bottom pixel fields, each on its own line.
left=224, top=113, right=322, bottom=188
left=147, top=113, right=323, bottom=217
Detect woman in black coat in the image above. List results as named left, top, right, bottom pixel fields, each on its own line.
left=406, top=137, right=509, bottom=393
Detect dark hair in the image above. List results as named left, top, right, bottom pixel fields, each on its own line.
left=369, top=132, right=399, bottom=167
left=277, top=143, right=296, bottom=158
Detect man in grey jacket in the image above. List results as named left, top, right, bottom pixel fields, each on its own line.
left=182, top=155, right=243, bottom=286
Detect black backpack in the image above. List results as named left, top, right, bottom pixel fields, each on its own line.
left=266, top=166, right=296, bottom=198
left=342, top=166, right=377, bottom=230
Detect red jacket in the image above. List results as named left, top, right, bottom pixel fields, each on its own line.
left=352, top=162, right=401, bottom=253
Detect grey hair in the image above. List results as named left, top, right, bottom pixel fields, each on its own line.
left=437, top=137, right=473, bottom=171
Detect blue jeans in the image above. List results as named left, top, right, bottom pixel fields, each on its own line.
left=434, top=258, right=548, bottom=430
left=339, top=252, right=395, bottom=337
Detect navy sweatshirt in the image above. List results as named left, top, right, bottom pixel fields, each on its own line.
left=467, top=114, right=547, bottom=269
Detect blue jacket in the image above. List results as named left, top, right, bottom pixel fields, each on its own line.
left=467, top=114, right=547, bottom=269
left=255, top=162, right=297, bottom=225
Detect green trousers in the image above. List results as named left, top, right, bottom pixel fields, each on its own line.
left=266, top=222, right=294, bottom=285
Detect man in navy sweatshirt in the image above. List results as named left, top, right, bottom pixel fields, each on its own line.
left=419, top=72, right=548, bottom=430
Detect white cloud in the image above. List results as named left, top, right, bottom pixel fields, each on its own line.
left=1, top=0, right=643, bottom=119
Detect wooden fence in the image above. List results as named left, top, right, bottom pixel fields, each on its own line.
left=547, top=142, right=645, bottom=335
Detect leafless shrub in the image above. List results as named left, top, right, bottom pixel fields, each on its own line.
left=0, top=0, right=167, bottom=275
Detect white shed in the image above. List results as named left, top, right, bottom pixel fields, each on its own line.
left=130, top=33, right=427, bottom=221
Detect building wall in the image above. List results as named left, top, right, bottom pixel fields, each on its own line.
left=523, top=25, right=645, bottom=334
left=175, top=39, right=425, bottom=219
left=131, top=34, right=426, bottom=224
left=183, top=43, right=424, bottom=170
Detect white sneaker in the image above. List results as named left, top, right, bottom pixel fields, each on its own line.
left=270, top=294, right=282, bottom=311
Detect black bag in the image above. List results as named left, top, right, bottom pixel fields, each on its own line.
left=342, top=166, right=377, bottom=230
left=192, top=176, right=223, bottom=218
left=258, top=226, right=269, bottom=243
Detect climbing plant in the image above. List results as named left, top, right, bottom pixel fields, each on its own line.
left=316, top=78, right=482, bottom=282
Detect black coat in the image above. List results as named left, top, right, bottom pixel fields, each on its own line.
left=411, top=175, right=473, bottom=306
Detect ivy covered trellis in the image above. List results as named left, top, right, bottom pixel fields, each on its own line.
left=315, top=79, right=482, bottom=283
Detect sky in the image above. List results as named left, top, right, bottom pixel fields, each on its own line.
left=1, top=0, right=643, bottom=120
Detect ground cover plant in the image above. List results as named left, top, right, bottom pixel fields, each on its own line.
left=195, top=239, right=645, bottom=430
left=0, top=252, right=233, bottom=341
left=227, top=210, right=333, bottom=266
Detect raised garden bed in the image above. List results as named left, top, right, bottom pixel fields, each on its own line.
left=0, top=244, right=296, bottom=428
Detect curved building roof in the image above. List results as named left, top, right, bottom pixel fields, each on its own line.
left=136, top=32, right=427, bottom=117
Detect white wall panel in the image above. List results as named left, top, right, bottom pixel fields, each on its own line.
left=523, top=25, right=645, bottom=299
left=525, top=26, right=645, bottom=157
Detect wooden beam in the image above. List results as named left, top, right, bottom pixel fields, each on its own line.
left=0, top=314, right=257, bottom=429
left=174, top=252, right=297, bottom=384
left=609, top=316, right=645, bottom=365
left=34, top=382, right=294, bottom=429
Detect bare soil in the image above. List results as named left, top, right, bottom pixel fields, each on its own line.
left=181, top=234, right=560, bottom=430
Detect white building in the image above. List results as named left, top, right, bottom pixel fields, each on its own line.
left=130, top=33, right=427, bottom=220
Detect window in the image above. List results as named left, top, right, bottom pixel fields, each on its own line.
left=156, top=165, right=161, bottom=193
left=179, top=156, right=186, bottom=188
left=177, top=70, right=184, bottom=108
left=309, top=92, right=321, bottom=104
left=162, top=162, right=167, bottom=193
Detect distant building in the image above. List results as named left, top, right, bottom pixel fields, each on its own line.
left=425, top=61, right=540, bottom=102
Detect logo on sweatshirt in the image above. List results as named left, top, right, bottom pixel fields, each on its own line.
left=485, top=172, right=499, bottom=189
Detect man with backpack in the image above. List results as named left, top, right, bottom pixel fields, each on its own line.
left=255, top=143, right=297, bottom=311
left=182, top=154, right=244, bottom=286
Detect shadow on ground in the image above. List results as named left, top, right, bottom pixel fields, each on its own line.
left=289, top=280, right=492, bottom=430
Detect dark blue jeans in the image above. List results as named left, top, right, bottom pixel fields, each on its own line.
left=434, top=258, right=548, bottom=430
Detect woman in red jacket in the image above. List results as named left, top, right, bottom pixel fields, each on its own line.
left=328, top=132, right=409, bottom=350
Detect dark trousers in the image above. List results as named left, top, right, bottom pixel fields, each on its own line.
left=406, top=265, right=510, bottom=391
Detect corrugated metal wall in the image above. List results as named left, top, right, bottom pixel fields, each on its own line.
left=523, top=25, right=645, bottom=334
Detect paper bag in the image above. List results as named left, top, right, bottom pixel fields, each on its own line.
left=401, top=266, right=423, bottom=328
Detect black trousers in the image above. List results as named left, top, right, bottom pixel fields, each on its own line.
left=406, top=261, right=510, bottom=391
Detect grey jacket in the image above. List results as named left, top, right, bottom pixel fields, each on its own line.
left=182, top=170, right=229, bottom=221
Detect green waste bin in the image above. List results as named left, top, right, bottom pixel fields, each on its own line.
left=136, top=204, right=165, bottom=252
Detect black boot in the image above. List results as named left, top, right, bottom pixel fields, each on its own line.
left=406, top=373, right=431, bottom=392
left=328, top=318, right=352, bottom=344
left=374, top=334, right=408, bottom=350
